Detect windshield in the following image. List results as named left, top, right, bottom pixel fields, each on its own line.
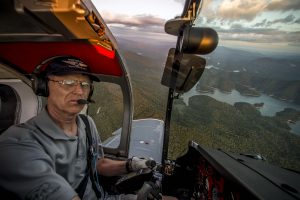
left=94, top=0, right=300, bottom=172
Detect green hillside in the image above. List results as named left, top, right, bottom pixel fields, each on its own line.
left=94, top=42, right=300, bottom=172
left=169, top=95, right=300, bottom=171
left=198, top=69, right=300, bottom=104
left=119, top=48, right=300, bottom=172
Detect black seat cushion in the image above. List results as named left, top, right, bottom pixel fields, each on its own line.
left=0, top=84, right=18, bottom=134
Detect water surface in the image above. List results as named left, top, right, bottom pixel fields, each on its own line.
left=182, top=86, right=300, bottom=135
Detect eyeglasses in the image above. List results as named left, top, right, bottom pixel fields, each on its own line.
left=48, top=79, right=91, bottom=90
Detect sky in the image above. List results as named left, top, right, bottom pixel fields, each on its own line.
left=92, top=0, right=300, bottom=54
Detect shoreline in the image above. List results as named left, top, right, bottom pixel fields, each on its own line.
left=198, top=87, right=299, bottom=105
left=184, top=86, right=300, bottom=136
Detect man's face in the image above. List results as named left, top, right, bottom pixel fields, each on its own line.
left=47, top=73, right=91, bottom=115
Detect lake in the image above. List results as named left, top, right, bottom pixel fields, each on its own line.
left=182, top=86, right=300, bottom=136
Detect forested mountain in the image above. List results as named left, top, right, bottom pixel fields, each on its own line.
left=198, top=46, right=300, bottom=105
left=198, top=69, right=300, bottom=104
left=170, top=95, right=300, bottom=171
left=207, top=46, right=300, bottom=81
left=117, top=38, right=300, bottom=105
left=112, top=35, right=300, bottom=171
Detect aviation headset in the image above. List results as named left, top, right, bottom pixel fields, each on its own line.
left=31, top=56, right=96, bottom=102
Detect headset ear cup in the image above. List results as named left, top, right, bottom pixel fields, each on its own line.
left=32, top=76, right=49, bottom=97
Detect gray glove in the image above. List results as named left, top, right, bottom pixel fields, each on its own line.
left=137, top=181, right=162, bottom=200
left=126, top=157, right=156, bottom=172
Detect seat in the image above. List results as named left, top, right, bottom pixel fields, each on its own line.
left=0, top=84, right=19, bottom=134
left=0, top=186, right=20, bottom=200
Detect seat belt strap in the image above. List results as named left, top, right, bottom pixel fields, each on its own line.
left=75, top=170, right=89, bottom=199
left=76, top=114, right=102, bottom=199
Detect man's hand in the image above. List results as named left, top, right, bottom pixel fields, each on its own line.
left=137, top=181, right=162, bottom=200
left=126, top=157, right=156, bottom=172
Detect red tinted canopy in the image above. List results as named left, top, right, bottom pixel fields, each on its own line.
left=0, top=41, right=123, bottom=76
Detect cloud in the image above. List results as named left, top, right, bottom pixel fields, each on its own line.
left=266, top=0, right=300, bottom=11
left=254, top=19, right=267, bottom=27
left=214, top=23, right=300, bottom=45
left=217, top=0, right=268, bottom=21
left=100, top=11, right=166, bottom=28
left=221, top=24, right=277, bottom=35
left=288, top=43, right=300, bottom=47
left=108, top=26, right=177, bottom=44
left=108, top=23, right=300, bottom=50
left=253, top=14, right=298, bottom=28
left=230, top=23, right=244, bottom=29
left=97, top=1, right=300, bottom=52
left=295, top=18, right=300, bottom=24
left=202, top=0, right=300, bottom=24
left=286, top=31, right=300, bottom=43
left=266, top=14, right=296, bottom=26
left=173, top=0, right=185, bottom=5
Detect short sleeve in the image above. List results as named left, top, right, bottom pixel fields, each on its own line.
left=0, top=139, right=77, bottom=200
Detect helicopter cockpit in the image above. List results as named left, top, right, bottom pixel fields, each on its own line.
left=0, top=0, right=300, bottom=199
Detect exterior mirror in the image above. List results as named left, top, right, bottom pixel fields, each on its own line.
left=161, top=48, right=206, bottom=93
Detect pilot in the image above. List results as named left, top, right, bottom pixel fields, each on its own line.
left=0, top=56, right=156, bottom=200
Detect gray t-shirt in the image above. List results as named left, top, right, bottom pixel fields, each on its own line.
left=0, top=109, right=102, bottom=200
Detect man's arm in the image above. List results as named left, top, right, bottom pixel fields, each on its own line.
left=72, top=196, right=81, bottom=200
left=96, top=157, right=156, bottom=176
left=0, top=140, right=77, bottom=200
left=96, top=158, right=127, bottom=176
